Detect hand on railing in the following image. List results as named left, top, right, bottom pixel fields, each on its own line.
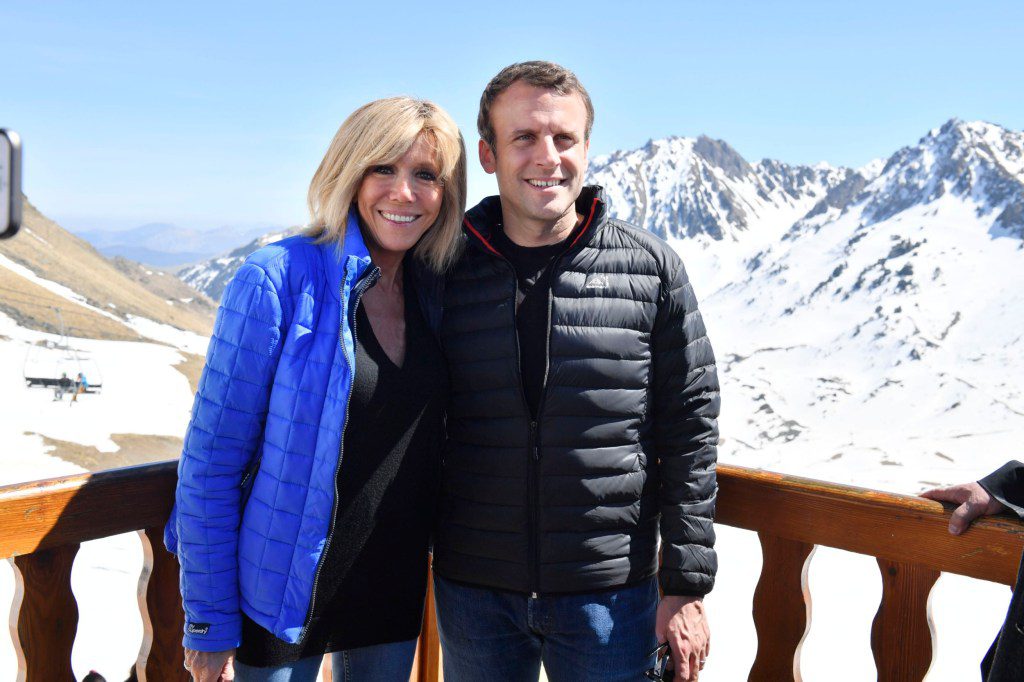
left=921, top=482, right=1007, bottom=535
left=184, top=647, right=236, bottom=681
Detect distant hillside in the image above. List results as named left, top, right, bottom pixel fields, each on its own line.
left=0, top=197, right=216, bottom=340
left=77, top=221, right=274, bottom=268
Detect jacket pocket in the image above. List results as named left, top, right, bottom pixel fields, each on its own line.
left=240, top=454, right=261, bottom=508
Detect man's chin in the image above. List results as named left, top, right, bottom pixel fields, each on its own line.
left=525, top=198, right=574, bottom=222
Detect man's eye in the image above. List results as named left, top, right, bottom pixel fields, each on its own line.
left=516, top=134, right=533, bottom=142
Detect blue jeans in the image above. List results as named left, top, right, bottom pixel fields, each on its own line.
left=233, top=639, right=417, bottom=681
left=434, top=575, right=658, bottom=682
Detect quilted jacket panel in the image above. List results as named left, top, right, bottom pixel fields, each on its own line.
left=165, top=212, right=373, bottom=650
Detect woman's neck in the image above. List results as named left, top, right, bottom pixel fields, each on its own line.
left=368, top=246, right=404, bottom=294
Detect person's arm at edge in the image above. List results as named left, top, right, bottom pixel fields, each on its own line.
left=921, top=461, right=1024, bottom=535
left=978, top=461, right=1024, bottom=520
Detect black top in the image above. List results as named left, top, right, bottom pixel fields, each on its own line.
left=491, top=225, right=567, bottom=419
left=238, top=267, right=448, bottom=666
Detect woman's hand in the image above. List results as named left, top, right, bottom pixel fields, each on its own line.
left=183, top=648, right=236, bottom=681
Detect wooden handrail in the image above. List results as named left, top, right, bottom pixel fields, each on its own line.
left=717, top=464, right=1024, bottom=586
left=2, top=461, right=1023, bottom=681
left=5, top=462, right=1019, bottom=581
left=0, top=460, right=177, bottom=558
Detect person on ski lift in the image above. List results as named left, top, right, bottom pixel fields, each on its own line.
left=53, top=372, right=72, bottom=401
left=71, top=372, right=89, bottom=403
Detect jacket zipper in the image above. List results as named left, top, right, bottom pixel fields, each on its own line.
left=496, top=248, right=570, bottom=595
left=496, top=260, right=542, bottom=594
left=298, top=262, right=380, bottom=642
left=468, top=217, right=589, bottom=595
left=528, top=261, right=561, bottom=594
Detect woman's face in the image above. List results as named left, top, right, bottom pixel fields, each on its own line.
left=356, top=133, right=443, bottom=259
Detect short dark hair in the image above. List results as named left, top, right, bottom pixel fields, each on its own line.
left=477, top=61, right=595, bottom=149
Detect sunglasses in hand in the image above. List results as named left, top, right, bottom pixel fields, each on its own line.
left=644, top=641, right=674, bottom=682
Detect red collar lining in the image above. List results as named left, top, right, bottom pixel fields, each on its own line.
left=463, top=217, right=503, bottom=257
left=464, top=195, right=600, bottom=257
left=568, top=197, right=600, bottom=249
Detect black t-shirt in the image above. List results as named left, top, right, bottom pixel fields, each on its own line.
left=491, top=226, right=568, bottom=419
left=237, top=267, right=448, bottom=665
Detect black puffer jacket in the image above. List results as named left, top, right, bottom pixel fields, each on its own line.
left=434, top=186, right=719, bottom=596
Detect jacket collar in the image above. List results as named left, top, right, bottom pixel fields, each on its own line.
left=325, top=207, right=374, bottom=302
left=463, top=185, right=608, bottom=259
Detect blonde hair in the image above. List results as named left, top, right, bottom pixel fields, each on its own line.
left=306, top=97, right=467, bottom=272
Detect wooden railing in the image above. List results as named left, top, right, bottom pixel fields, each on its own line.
left=2, top=462, right=1022, bottom=681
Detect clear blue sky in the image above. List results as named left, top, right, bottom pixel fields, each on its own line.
left=3, top=0, right=1022, bottom=232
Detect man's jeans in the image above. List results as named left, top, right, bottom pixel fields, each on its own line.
left=434, top=574, right=658, bottom=682
left=233, top=638, right=417, bottom=681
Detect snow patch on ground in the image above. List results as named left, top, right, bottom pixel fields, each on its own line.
left=125, top=314, right=209, bottom=355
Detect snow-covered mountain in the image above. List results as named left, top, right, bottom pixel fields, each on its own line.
left=588, top=118, right=1024, bottom=491
left=178, top=227, right=301, bottom=303
left=588, top=134, right=856, bottom=242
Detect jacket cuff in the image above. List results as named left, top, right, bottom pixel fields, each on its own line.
left=978, top=460, right=1024, bottom=520
left=659, top=570, right=713, bottom=597
left=182, top=618, right=242, bottom=652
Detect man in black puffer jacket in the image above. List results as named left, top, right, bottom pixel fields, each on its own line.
left=433, top=61, right=720, bottom=682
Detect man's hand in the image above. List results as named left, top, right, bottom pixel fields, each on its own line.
left=183, top=648, right=235, bottom=682
left=655, top=595, right=709, bottom=682
left=921, top=481, right=1007, bottom=535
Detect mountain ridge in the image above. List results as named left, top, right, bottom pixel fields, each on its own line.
left=0, top=196, right=216, bottom=341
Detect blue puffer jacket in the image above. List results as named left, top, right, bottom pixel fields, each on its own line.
left=165, top=211, right=404, bottom=651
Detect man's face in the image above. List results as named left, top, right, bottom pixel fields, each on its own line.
left=480, top=81, right=590, bottom=232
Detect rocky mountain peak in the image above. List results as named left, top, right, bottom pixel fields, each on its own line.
left=588, top=134, right=846, bottom=243
left=865, top=119, right=1024, bottom=230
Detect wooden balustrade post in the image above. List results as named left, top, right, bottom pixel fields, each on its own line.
left=870, top=558, right=939, bottom=682
left=749, top=533, right=815, bottom=682
left=136, top=527, right=189, bottom=681
left=410, top=566, right=442, bottom=682
left=11, top=544, right=80, bottom=681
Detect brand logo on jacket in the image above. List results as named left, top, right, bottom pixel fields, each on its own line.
left=187, top=623, right=211, bottom=635
left=583, top=273, right=610, bottom=290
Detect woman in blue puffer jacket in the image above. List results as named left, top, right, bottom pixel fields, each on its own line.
left=165, top=97, right=466, bottom=681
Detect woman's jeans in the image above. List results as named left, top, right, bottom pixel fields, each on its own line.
left=233, top=638, right=417, bottom=681
left=434, top=574, right=658, bottom=682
